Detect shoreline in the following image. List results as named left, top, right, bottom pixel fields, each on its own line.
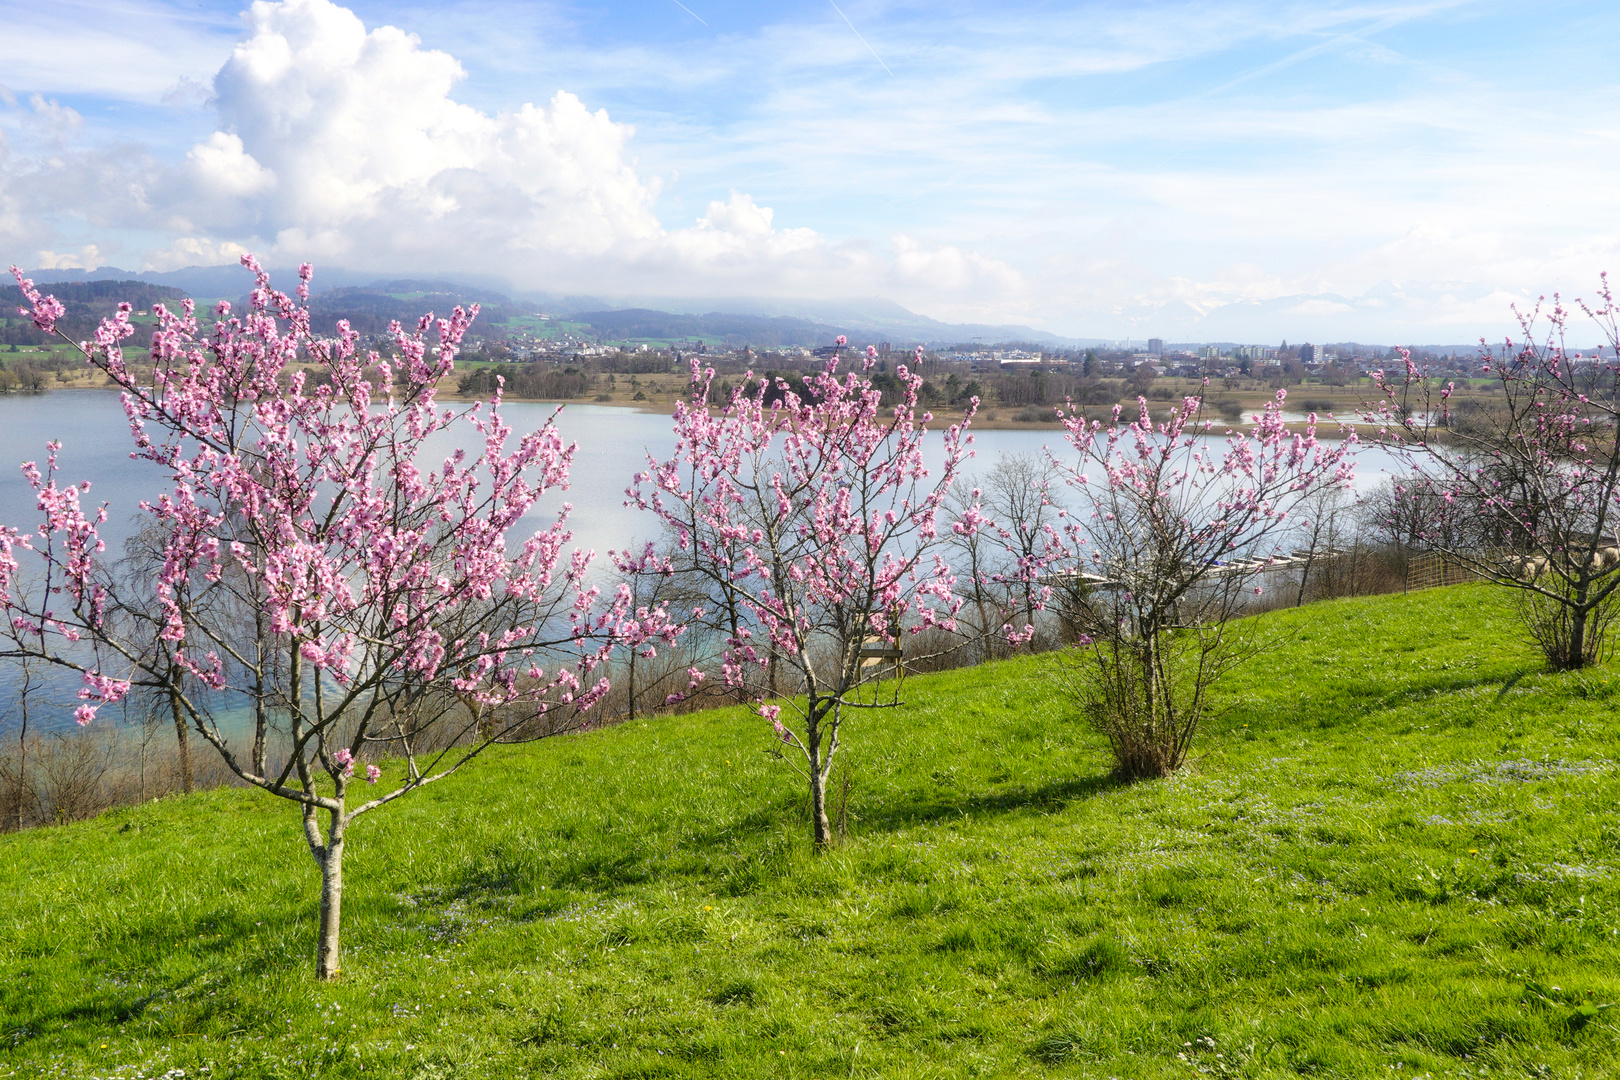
left=40, top=383, right=1371, bottom=438
left=437, top=391, right=1370, bottom=436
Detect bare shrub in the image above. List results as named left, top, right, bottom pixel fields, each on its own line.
left=1064, top=620, right=1260, bottom=778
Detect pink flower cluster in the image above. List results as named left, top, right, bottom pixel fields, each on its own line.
left=630, top=337, right=975, bottom=745
left=1044, top=385, right=1356, bottom=611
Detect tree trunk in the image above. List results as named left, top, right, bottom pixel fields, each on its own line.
left=626, top=648, right=636, bottom=723
left=806, top=707, right=833, bottom=849
left=1567, top=603, right=1590, bottom=670
left=13, top=702, right=25, bottom=833
left=252, top=608, right=268, bottom=777
left=316, top=820, right=345, bottom=980
left=727, top=603, right=747, bottom=704
left=809, top=761, right=832, bottom=848
left=169, top=674, right=193, bottom=795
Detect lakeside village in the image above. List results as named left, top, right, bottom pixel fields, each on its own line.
left=432, top=322, right=1602, bottom=424
left=9, top=278, right=1615, bottom=416
left=468, top=322, right=1495, bottom=383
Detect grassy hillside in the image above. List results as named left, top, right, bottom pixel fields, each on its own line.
left=3, top=585, right=1618, bottom=1078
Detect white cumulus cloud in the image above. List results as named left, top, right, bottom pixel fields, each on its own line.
left=127, top=0, right=1018, bottom=304
left=171, top=0, right=664, bottom=269
left=0, top=0, right=1029, bottom=314
left=33, top=243, right=104, bottom=271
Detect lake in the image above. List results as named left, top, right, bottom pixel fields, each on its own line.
left=0, top=389, right=1406, bottom=731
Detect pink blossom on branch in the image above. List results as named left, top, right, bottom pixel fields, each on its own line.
left=1364, top=278, right=1620, bottom=669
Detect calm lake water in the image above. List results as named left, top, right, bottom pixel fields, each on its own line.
left=0, top=390, right=1405, bottom=732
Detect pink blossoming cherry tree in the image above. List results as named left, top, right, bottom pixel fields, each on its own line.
left=1368, top=283, right=1620, bottom=669
left=631, top=343, right=976, bottom=847
left=5, top=259, right=679, bottom=979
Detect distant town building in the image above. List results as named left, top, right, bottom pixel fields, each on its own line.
left=1300, top=343, right=1320, bottom=363
left=1148, top=337, right=1164, bottom=355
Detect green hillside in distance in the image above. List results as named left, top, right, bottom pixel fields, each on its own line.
left=0, top=279, right=191, bottom=345
left=2, top=584, right=1617, bottom=1078
left=569, top=308, right=846, bottom=348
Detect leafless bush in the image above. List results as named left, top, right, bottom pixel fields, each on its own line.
left=32, top=730, right=116, bottom=824
left=1062, top=620, right=1260, bottom=778
left=0, top=722, right=237, bottom=833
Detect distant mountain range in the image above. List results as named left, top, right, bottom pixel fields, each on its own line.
left=583, top=295, right=1100, bottom=348
left=20, top=263, right=1521, bottom=354
left=16, top=264, right=1095, bottom=349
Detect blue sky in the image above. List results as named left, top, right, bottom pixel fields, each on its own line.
left=3, top=0, right=1618, bottom=342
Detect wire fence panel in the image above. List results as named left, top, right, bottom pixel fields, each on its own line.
left=1405, top=550, right=1484, bottom=592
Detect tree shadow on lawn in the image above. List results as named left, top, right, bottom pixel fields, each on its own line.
left=856, top=772, right=1126, bottom=834
left=410, top=768, right=1126, bottom=914
left=1232, top=668, right=1541, bottom=731
left=6, top=970, right=207, bottom=1051
left=504, top=771, right=1126, bottom=900
left=2, top=895, right=325, bottom=1049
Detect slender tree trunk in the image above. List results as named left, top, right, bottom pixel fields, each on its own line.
left=806, top=705, right=834, bottom=848
left=14, top=663, right=28, bottom=832
left=627, top=647, right=636, bottom=723
left=311, top=806, right=346, bottom=980
left=727, top=602, right=746, bottom=704
left=252, top=608, right=268, bottom=777
left=170, top=679, right=194, bottom=795
left=810, top=767, right=831, bottom=848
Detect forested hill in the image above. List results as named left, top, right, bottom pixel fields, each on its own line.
left=299, top=282, right=521, bottom=334
left=1, top=279, right=189, bottom=346
left=14, top=266, right=1086, bottom=348
left=5, top=276, right=524, bottom=344
left=573, top=308, right=847, bottom=347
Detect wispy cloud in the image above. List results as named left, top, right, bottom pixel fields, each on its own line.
left=0, top=0, right=234, bottom=101
left=2, top=0, right=1618, bottom=341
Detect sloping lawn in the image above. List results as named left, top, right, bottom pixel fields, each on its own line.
left=2, top=583, right=1617, bottom=1078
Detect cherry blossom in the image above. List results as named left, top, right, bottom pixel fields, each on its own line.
left=5, top=257, right=682, bottom=979
left=631, top=347, right=974, bottom=846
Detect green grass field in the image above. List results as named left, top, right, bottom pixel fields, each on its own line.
left=3, top=584, right=1618, bottom=1078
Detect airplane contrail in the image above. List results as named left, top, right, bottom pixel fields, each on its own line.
left=826, top=0, right=893, bottom=75
left=1201, top=11, right=1412, bottom=98
left=670, top=0, right=707, bottom=27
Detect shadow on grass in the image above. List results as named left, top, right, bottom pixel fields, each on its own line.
left=857, top=772, right=1126, bottom=834
left=1494, top=669, right=1532, bottom=704
left=5, top=971, right=206, bottom=1050
left=430, top=772, right=1125, bottom=905
left=1235, top=668, right=1536, bottom=731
